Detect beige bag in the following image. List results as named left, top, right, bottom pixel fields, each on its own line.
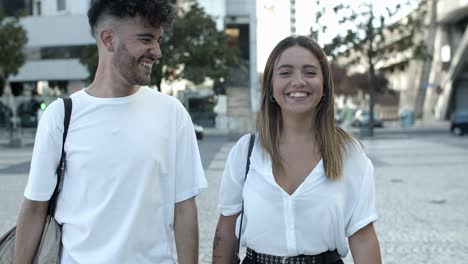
left=0, top=98, right=72, bottom=264
left=0, top=216, right=62, bottom=264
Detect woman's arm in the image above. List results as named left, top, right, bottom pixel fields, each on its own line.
left=212, top=213, right=240, bottom=264
left=348, top=223, right=381, bottom=264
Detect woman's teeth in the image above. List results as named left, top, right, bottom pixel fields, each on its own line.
left=288, top=92, right=308, bottom=98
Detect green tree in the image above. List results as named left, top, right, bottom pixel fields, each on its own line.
left=313, top=0, right=428, bottom=136
left=153, top=0, right=239, bottom=92
left=80, top=44, right=98, bottom=83
left=0, top=7, right=27, bottom=96
left=81, top=0, right=240, bottom=93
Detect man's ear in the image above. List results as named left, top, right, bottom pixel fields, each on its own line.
left=99, top=29, right=116, bottom=52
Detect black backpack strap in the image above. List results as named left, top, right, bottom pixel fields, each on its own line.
left=236, top=133, right=255, bottom=261
left=48, top=98, right=72, bottom=216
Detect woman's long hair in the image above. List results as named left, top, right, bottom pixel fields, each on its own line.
left=256, top=35, right=357, bottom=180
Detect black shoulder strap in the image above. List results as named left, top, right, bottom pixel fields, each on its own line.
left=236, top=133, right=255, bottom=260
left=48, top=98, right=72, bottom=216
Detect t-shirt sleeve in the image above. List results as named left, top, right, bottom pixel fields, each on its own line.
left=218, top=134, right=251, bottom=216
left=345, top=154, right=378, bottom=237
left=24, top=99, right=64, bottom=201
left=174, top=110, right=207, bottom=203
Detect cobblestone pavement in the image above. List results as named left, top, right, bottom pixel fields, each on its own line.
left=360, top=135, right=468, bottom=263
left=1, top=133, right=467, bottom=263
left=0, top=147, right=31, bottom=234
left=197, top=143, right=235, bottom=263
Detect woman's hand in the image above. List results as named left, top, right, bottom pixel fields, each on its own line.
left=212, top=213, right=240, bottom=264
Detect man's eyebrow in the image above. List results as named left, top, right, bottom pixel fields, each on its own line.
left=136, top=33, right=155, bottom=38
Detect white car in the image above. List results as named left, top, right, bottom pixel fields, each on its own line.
left=193, top=123, right=204, bottom=140
left=351, top=109, right=383, bottom=128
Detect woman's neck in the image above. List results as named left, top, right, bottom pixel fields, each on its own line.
left=280, top=112, right=317, bottom=144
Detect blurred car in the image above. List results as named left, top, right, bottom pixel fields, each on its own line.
left=334, top=109, right=342, bottom=124
left=450, top=110, right=468, bottom=136
left=351, top=109, right=383, bottom=128
left=0, top=102, right=11, bottom=127
left=193, top=123, right=204, bottom=140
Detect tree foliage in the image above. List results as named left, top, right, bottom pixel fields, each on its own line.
left=152, top=0, right=239, bottom=91
left=80, top=0, right=240, bottom=93
left=331, top=63, right=390, bottom=96
left=314, top=1, right=428, bottom=63
left=80, top=44, right=98, bottom=82
left=312, top=0, right=428, bottom=135
left=0, top=8, right=28, bottom=96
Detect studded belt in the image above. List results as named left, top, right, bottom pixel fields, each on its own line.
left=245, top=248, right=342, bottom=264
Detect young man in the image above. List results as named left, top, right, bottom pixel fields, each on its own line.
left=13, top=1, right=207, bottom=263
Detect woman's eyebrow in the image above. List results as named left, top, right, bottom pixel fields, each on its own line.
left=276, top=64, right=319, bottom=70
left=276, top=64, right=293, bottom=70
left=303, top=64, right=319, bottom=70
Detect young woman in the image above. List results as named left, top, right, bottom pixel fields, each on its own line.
left=212, top=35, right=381, bottom=264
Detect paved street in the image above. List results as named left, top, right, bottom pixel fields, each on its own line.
left=1, top=131, right=468, bottom=263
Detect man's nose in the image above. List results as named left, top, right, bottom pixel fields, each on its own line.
left=150, top=43, right=162, bottom=59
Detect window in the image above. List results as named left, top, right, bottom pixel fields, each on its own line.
left=35, top=0, right=42, bottom=16
left=57, top=0, right=66, bottom=11
left=40, top=46, right=83, bottom=60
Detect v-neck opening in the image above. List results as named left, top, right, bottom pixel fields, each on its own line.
left=270, top=159, right=323, bottom=197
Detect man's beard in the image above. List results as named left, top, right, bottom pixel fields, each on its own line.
left=113, top=43, right=151, bottom=86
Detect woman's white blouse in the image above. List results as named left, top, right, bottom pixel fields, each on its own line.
left=218, top=134, right=378, bottom=257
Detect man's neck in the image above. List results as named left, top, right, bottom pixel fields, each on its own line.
left=87, top=71, right=140, bottom=98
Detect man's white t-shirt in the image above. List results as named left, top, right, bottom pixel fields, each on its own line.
left=218, top=134, right=377, bottom=257
left=24, top=86, right=207, bottom=264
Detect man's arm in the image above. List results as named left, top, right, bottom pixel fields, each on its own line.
left=13, top=198, right=48, bottom=264
left=348, top=223, right=381, bottom=264
left=212, top=213, right=239, bottom=264
left=174, top=197, right=199, bottom=264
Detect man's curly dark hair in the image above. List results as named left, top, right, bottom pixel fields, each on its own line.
left=88, top=0, right=175, bottom=36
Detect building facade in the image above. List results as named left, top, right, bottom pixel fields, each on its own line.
left=8, top=0, right=93, bottom=97
left=424, top=0, right=468, bottom=120
left=335, top=0, right=468, bottom=121
left=332, top=1, right=453, bottom=122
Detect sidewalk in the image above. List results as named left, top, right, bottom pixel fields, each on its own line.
left=350, top=119, right=450, bottom=134
left=0, top=128, right=36, bottom=148
left=346, top=119, right=451, bottom=140
left=0, top=119, right=451, bottom=144
left=204, top=119, right=451, bottom=138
